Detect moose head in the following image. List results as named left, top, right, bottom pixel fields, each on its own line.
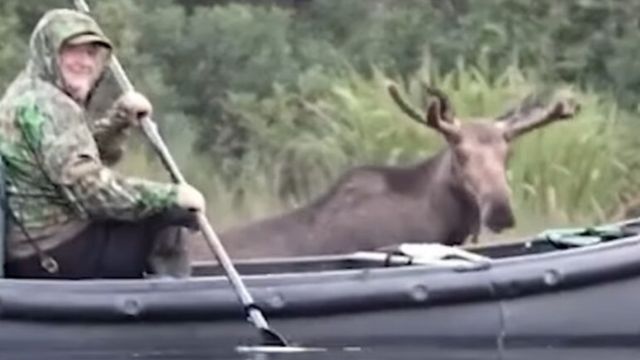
left=388, top=83, right=580, bottom=234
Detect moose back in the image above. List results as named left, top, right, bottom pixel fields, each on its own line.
left=218, top=84, right=579, bottom=259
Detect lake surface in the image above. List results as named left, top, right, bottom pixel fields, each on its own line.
left=13, top=345, right=638, bottom=360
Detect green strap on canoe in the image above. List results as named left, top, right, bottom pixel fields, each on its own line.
left=537, top=224, right=628, bottom=248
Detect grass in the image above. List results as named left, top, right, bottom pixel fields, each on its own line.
left=117, top=61, right=638, bottom=242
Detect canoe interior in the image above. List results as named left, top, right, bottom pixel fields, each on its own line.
left=192, top=218, right=640, bottom=277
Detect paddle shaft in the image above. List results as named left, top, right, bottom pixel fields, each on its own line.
left=72, top=0, right=286, bottom=346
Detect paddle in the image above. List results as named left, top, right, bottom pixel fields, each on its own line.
left=72, top=0, right=289, bottom=347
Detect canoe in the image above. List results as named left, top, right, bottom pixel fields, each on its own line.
left=1, top=218, right=640, bottom=360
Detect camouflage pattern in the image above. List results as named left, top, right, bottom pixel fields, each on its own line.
left=0, top=9, right=179, bottom=259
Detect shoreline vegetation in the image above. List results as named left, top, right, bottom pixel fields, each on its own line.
left=2, top=0, right=639, bottom=243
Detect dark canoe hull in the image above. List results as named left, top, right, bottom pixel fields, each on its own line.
left=2, top=221, right=640, bottom=359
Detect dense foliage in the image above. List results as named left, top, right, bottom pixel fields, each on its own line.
left=1, top=0, right=638, bottom=235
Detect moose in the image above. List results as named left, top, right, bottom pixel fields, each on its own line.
left=218, top=84, right=580, bottom=259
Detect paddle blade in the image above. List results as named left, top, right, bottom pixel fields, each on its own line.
left=260, top=328, right=288, bottom=347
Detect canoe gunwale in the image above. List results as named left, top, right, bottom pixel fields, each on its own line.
left=1, top=230, right=640, bottom=322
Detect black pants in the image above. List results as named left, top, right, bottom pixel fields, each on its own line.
left=5, top=213, right=190, bottom=279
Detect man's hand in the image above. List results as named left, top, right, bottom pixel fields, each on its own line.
left=115, top=91, right=153, bottom=126
left=176, top=183, right=206, bottom=213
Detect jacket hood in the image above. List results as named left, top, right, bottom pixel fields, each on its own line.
left=27, top=9, right=112, bottom=87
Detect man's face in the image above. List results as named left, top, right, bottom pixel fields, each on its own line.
left=57, top=42, right=109, bottom=102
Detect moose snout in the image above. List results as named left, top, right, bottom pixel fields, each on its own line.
left=482, top=201, right=515, bottom=233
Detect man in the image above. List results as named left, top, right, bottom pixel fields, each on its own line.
left=0, top=9, right=204, bottom=279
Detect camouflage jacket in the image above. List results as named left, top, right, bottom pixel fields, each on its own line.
left=0, top=9, right=179, bottom=259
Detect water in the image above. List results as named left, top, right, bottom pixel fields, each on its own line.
left=134, top=348, right=638, bottom=360
left=16, top=345, right=638, bottom=360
